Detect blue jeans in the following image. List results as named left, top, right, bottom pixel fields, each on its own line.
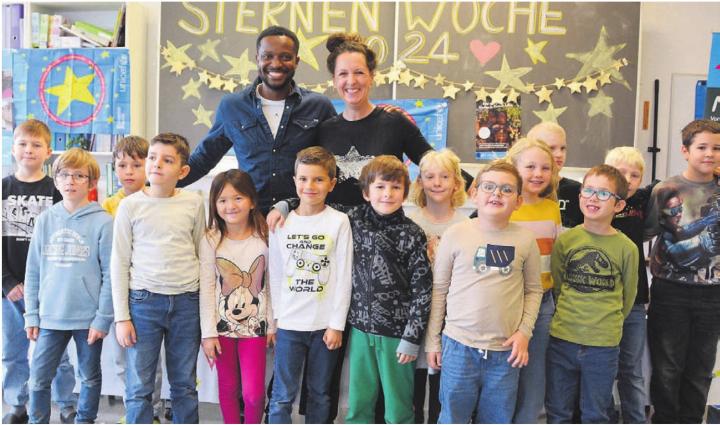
left=612, top=304, right=647, bottom=423
left=514, top=290, right=554, bottom=423
left=2, top=298, right=76, bottom=410
left=545, top=337, right=619, bottom=423
left=438, top=335, right=520, bottom=424
left=28, top=329, right=102, bottom=424
left=269, top=329, right=339, bottom=424
left=125, top=290, right=200, bottom=424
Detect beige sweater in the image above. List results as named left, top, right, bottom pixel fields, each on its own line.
left=425, top=219, right=542, bottom=352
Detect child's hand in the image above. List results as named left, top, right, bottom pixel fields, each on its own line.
left=87, top=328, right=107, bottom=345
left=26, top=326, right=39, bottom=341
left=202, top=337, right=222, bottom=368
left=267, top=332, right=276, bottom=348
left=396, top=353, right=417, bottom=364
left=427, top=352, right=442, bottom=369
left=7, top=283, right=24, bottom=302
left=323, top=329, right=343, bottom=350
left=266, top=209, right=285, bottom=232
left=503, top=331, right=529, bottom=368
left=116, top=320, right=137, bottom=348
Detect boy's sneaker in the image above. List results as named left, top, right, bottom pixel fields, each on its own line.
left=2, top=408, right=28, bottom=424
left=153, top=416, right=161, bottom=424
left=117, top=415, right=126, bottom=424
left=59, top=407, right=77, bottom=424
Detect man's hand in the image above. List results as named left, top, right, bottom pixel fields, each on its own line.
left=87, top=328, right=107, bottom=345
left=503, top=331, right=529, bottom=368
left=116, top=321, right=137, bottom=348
left=7, top=283, right=24, bottom=302
left=323, top=329, right=343, bottom=350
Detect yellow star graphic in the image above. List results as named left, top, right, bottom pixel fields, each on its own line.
left=374, top=72, right=387, bottom=86
left=208, top=75, right=225, bottom=90
left=567, top=81, right=583, bottom=94
left=223, top=79, right=239, bottom=93
left=588, top=90, right=614, bottom=118
left=224, top=49, right=255, bottom=81
left=553, top=78, right=566, bottom=90
left=45, top=66, right=96, bottom=116
left=524, top=38, right=548, bottom=65
left=415, top=100, right=424, bottom=108
left=100, top=51, right=110, bottom=59
left=582, top=77, right=598, bottom=93
left=485, top=55, right=532, bottom=93
left=27, top=113, right=35, bottom=120
left=18, top=84, right=26, bottom=92
left=398, top=70, right=414, bottom=86
left=107, top=116, right=114, bottom=124
left=506, top=89, right=520, bottom=104
left=442, top=84, right=460, bottom=99
left=462, top=80, right=474, bottom=91
left=198, top=39, right=221, bottom=62
left=296, top=29, right=328, bottom=71
left=413, top=74, right=428, bottom=89
left=161, top=41, right=195, bottom=72
left=474, top=88, right=490, bottom=102
left=433, top=73, right=446, bottom=86
left=535, top=86, right=553, bottom=104
left=533, top=103, right=568, bottom=124
left=598, top=72, right=612, bottom=86
left=489, top=89, right=506, bottom=104
left=192, top=104, right=214, bottom=128
left=181, top=77, right=203, bottom=100
left=566, top=26, right=628, bottom=89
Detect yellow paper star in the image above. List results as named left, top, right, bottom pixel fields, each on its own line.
left=198, top=39, right=221, bottom=62
left=296, top=29, right=328, bottom=71
left=374, top=72, right=387, bottom=86
left=240, top=78, right=251, bottom=86
left=224, top=49, right=255, bottom=81
left=192, top=104, right=214, bottom=128
left=462, top=80, right=474, bottom=91
left=533, top=103, right=568, bottom=124
left=612, top=59, right=625, bottom=71
left=198, top=70, right=211, bottom=84
left=169, top=60, right=188, bottom=76
left=413, top=74, right=428, bottom=89
left=535, top=86, right=553, bottom=104
left=567, top=81, right=583, bottom=94
left=485, top=55, right=532, bottom=93
left=525, top=83, right=535, bottom=93
left=45, top=66, right=96, bottom=115
left=326, top=80, right=334, bottom=88
left=524, top=38, right=548, bottom=65
left=598, top=72, right=612, bottom=86
left=161, top=41, right=195, bottom=72
left=433, top=73, right=446, bottom=86
left=474, top=88, right=490, bottom=101
left=566, top=26, right=628, bottom=89
left=181, top=77, right=203, bottom=100
left=100, top=51, right=110, bottom=59
left=582, top=77, right=598, bottom=93
left=588, top=90, right=614, bottom=118
left=310, top=84, right=326, bottom=94
left=506, top=88, right=520, bottom=104
left=387, top=67, right=401, bottom=83
left=489, top=89, right=506, bottom=104
left=415, top=100, right=424, bottom=108
left=442, top=84, right=460, bottom=99
left=553, top=78, right=566, bottom=90
left=208, top=75, right=225, bottom=90
left=398, top=70, right=414, bottom=86
left=223, top=79, right=239, bottom=93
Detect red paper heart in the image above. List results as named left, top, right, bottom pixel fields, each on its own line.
left=469, top=40, right=501, bottom=66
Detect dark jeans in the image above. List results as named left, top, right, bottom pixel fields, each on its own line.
left=414, top=368, right=441, bottom=424
left=648, top=279, right=720, bottom=424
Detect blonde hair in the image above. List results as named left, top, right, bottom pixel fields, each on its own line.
left=604, top=146, right=645, bottom=173
left=409, top=149, right=467, bottom=208
left=527, top=121, right=566, bottom=144
left=14, top=119, right=51, bottom=148
left=52, top=148, right=100, bottom=182
left=505, top=137, right=559, bottom=200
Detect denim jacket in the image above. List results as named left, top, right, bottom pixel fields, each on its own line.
left=181, top=78, right=336, bottom=211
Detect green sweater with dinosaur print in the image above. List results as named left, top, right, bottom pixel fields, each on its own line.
left=550, top=225, right=638, bottom=347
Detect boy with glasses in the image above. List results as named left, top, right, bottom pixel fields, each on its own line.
left=24, top=148, right=114, bottom=424
left=545, top=165, right=639, bottom=423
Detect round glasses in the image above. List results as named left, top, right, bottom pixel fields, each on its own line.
left=580, top=186, right=622, bottom=202
left=478, top=181, right=517, bottom=197
left=55, top=172, right=90, bottom=182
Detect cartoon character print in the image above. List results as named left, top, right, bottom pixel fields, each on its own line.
left=216, top=255, right=267, bottom=336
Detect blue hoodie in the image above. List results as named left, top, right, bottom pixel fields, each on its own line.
left=24, top=202, right=114, bottom=333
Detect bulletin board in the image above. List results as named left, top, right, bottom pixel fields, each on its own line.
left=158, top=2, right=639, bottom=167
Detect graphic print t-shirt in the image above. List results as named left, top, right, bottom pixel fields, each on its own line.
left=268, top=206, right=353, bottom=332
left=2, top=175, right=62, bottom=295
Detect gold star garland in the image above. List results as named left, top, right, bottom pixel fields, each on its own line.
left=161, top=40, right=629, bottom=103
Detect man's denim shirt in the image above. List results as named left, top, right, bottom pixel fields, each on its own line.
left=181, top=78, right=336, bottom=211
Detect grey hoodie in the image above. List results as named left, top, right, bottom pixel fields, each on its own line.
left=24, top=202, right=114, bottom=333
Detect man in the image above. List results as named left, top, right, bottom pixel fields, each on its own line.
left=180, top=26, right=336, bottom=213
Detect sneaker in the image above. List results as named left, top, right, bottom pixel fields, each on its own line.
left=2, top=409, right=28, bottom=424
left=59, top=407, right=77, bottom=424
left=117, top=415, right=127, bottom=424
left=153, top=416, right=161, bottom=424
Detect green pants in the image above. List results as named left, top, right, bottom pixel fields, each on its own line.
left=345, top=327, right=416, bottom=424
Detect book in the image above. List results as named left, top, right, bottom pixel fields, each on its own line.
left=111, top=4, right=126, bottom=47
left=3, top=4, right=23, bottom=49
left=73, top=20, right=112, bottom=45
left=59, top=36, right=82, bottom=48
left=48, top=15, right=65, bottom=48
left=59, top=24, right=103, bottom=47
left=38, top=13, right=50, bottom=48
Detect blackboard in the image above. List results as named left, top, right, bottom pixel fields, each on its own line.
left=159, top=2, right=639, bottom=167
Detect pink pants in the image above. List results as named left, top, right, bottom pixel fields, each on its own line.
left=216, top=336, right=267, bottom=424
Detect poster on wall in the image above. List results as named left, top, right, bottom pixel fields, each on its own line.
left=474, top=101, right=521, bottom=160
left=11, top=48, right=131, bottom=135
left=331, top=98, right=448, bottom=179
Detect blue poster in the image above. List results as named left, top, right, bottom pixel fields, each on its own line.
left=331, top=98, right=448, bottom=179
left=708, top=32, right=720, bottom=88
left=11, top=48, right=130, bottom=134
